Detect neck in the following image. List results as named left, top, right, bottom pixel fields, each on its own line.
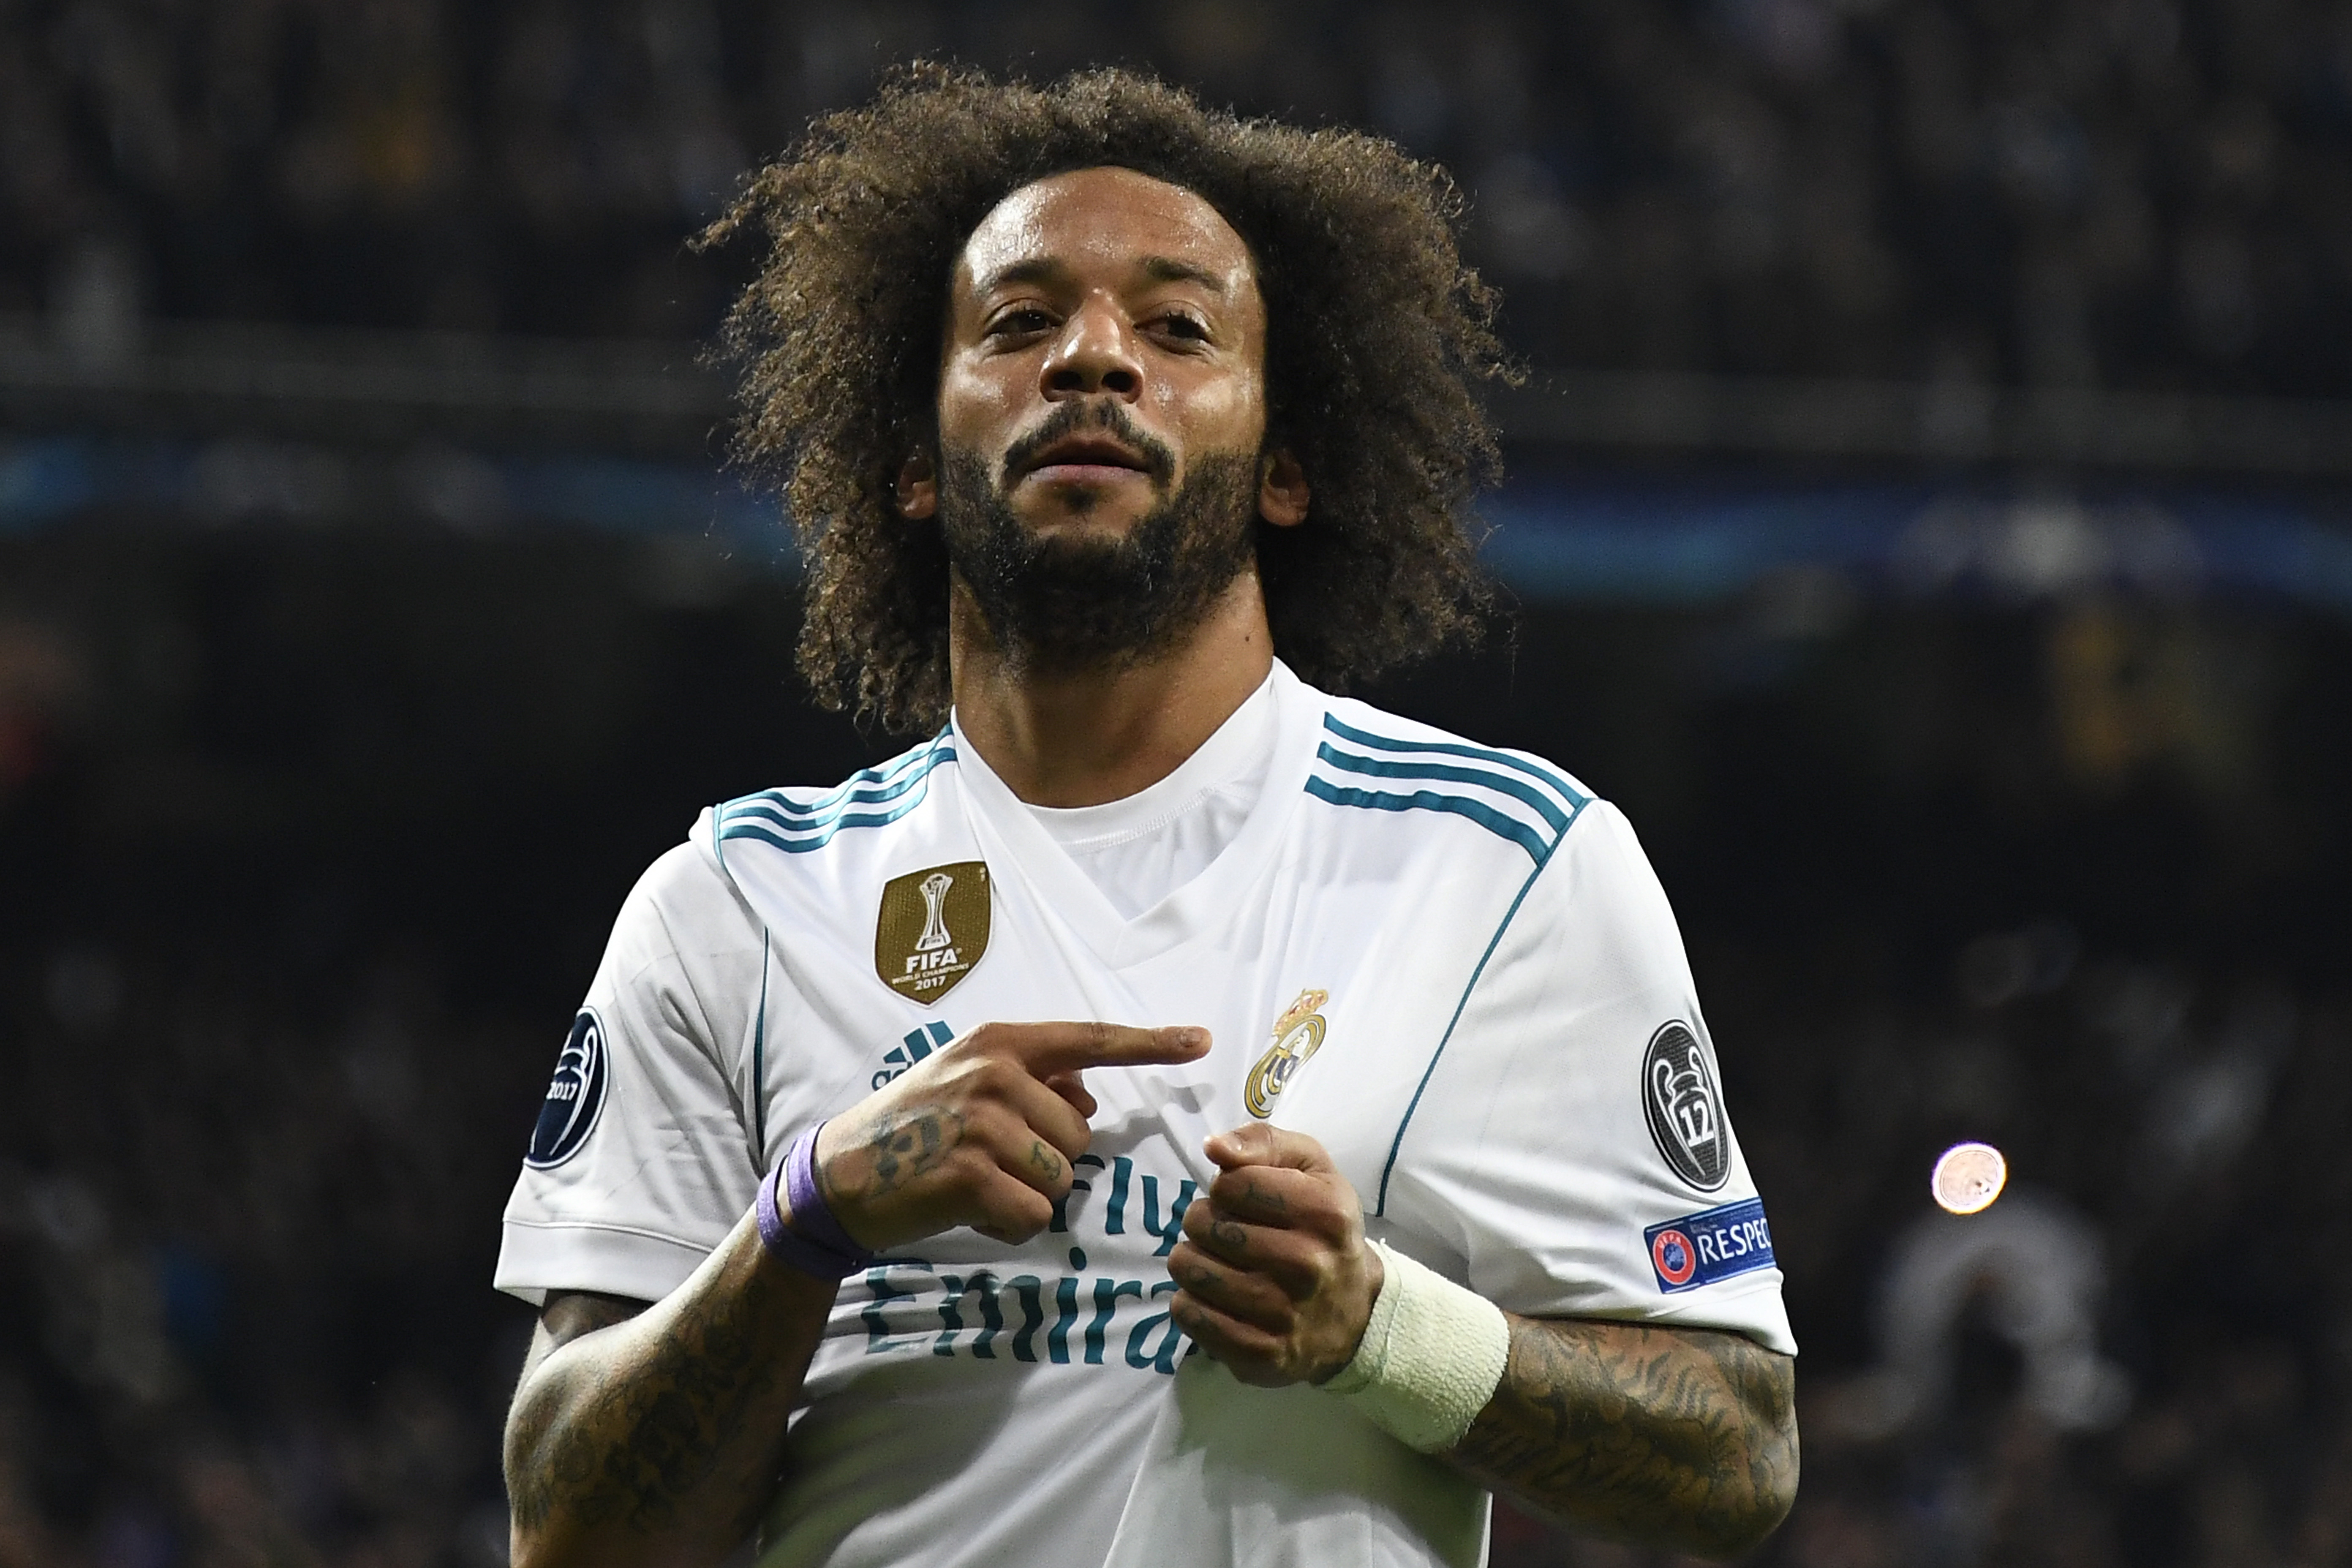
left=947, top=570, right=1275, bottom=807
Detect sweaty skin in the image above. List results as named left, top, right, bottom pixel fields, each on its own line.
left=502, top=167, right=1797, bottom=1568
left=896, top=165, right=1311, bottom=809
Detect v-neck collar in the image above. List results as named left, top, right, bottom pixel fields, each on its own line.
left=949, top=662, right=1321, bottom=969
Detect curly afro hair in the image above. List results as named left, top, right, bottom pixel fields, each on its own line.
left=702, top=63, right=1515, bottom=734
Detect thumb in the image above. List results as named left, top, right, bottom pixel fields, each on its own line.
left=1204, top=1122, right=1335, bottom=1174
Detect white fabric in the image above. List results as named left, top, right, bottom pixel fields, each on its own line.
left=492, top=842, right=769, bottom=1307
left=1100, top=1358, right=1489, bottom=1568
left=495, top=661, right=1794, bottom=1568
left=1322, top=1240, right=1511, bottom=1454
left=1025, top=670, right=1276, bottom=920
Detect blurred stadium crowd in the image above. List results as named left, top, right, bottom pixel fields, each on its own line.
left=6, top=0, right=2352, bottom=392
left=1, top=532, right=2347, bottom=1567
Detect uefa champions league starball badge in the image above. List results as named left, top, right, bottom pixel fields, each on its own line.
left=1930, top=1141, right=2008, bottom=1214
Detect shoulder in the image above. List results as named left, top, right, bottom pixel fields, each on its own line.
left=591, top=835, right=762, bottom=985
left=705, top=731, right=959, bottom=865
left=618, top=837, right=763, bottom=961
left=1300, top=691, right=1600, bottom=867
left=588, top=836, right=765, bottom=1053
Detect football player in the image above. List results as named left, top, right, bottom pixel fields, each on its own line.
left=498, top=66, right=1797, bottom=1568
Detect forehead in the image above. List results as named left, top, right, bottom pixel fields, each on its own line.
left=953, top=166, right=1258, bottom=297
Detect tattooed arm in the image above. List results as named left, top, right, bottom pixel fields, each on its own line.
left=503, top=1021, right=1211, bottom=1568
left=504, top=1212, right=838, bottom=1568
left=1171, top=1124, right=1797, bottom=1563
left=1448, top=1316, right=1797, bottom=1560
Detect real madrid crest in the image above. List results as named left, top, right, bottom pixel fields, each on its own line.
left=875, top=861, right=991, bottom=1003
left=1245, top=988, right=1330, bottom=1119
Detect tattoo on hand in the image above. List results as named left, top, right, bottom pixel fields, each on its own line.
left=870, top=1109, right=954, bottom=1189
left=1176, top=1256, right=1223, bottom=1292
left=819, top=1108, right=965, bottom=1209
left=1027, top=1140, right=1063, bottom=1184
left=1449, top=1319, right=1798, bottom=1559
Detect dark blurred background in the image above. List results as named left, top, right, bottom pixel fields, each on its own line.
left=3, top=4, right=2350, bottom=1566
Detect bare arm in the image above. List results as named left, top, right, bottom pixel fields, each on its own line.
left=1168, top=1124, right=1798, bottom=1563
left=1448, top=1315, right=1797, bottom=1561
left=503, top=1212, right=837, bottom=1568
left=500, top=1021, right=1211, bottom=1568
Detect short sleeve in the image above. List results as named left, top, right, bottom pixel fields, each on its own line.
left=493, top=831, right=769, bottom=1307
left=1382, top=801, right=1796, bottom=1355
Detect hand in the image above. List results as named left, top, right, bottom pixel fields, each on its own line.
left=1166, top=1124, right=1385, bottom=1388
left=811, top=1021, right=1209, bottom=1252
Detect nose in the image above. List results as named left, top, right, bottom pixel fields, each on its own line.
left=1040, top=297, right=1143, bottom=403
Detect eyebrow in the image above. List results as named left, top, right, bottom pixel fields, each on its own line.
left=1138, top=255, right=1230, bottom=296
left=972, top=254, right=1233, bottom=299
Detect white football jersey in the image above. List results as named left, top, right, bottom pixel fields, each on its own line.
left=496, top=661, right=1794, bottom=1568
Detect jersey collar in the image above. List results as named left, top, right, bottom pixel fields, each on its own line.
left=947, top=661, right=1323, bottom=969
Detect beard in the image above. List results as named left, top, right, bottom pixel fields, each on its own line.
left=936, top=414, right=1260, bottom=676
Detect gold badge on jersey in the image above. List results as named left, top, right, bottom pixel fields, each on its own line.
left=875, top=861, right=991, bottom=1003
left=1245, top=988, right=1330, bottom=1119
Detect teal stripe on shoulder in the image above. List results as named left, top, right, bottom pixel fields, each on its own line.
left=1314, top=743, right=1572, bottom=834
left=1302, top=775, right=1551, bottom=862
left=1321, top=713, right=1588, bottom=808
left=718, top=741, right=957, bottom=854
left=721, top=728, right=951, bottom=822
left=721, top=763, right=935, bottom=830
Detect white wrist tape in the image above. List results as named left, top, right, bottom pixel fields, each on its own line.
left=1321, top=1239, right=1510, bottom=1453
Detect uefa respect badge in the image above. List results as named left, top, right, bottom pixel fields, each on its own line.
left=1644, top=1197, right=1776, bottom=1293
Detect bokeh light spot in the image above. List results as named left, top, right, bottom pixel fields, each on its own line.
left=1932, top=1142, right=2008, bottom=1214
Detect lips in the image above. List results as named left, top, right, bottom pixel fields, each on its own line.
left=1022, top=434, right=1153, bottom=478
left=1000, top=406, right=1177, bottom=488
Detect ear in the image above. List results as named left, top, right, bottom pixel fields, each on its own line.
left=1258, top=448, right=1309, bottom=529
left=895, top=452, right=938, bottom=520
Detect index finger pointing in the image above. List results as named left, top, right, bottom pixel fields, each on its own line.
left=983, top=1021, right=1211, bottom=1076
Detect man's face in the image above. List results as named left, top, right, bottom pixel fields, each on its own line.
left=907, top=166, right=1295, bottom=670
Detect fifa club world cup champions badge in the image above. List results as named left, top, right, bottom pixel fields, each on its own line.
left=875, top=861, right=992, bottom=1003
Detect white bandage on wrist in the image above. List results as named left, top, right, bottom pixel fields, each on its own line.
left=1321, top=1239, right=1511, bottom=1453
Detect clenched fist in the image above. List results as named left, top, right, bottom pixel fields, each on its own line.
left=1165, top=1123, right=1385, bottom=1387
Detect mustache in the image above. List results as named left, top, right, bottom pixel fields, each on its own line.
left=997, top=401, right=1178, bottom=488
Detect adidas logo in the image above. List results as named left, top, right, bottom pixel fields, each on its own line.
left=872, top=1021, right=955, bottom=1090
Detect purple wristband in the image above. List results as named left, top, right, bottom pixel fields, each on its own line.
left=755, top=1122, right=875, bottom=1279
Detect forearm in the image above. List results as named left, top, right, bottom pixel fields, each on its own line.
left=1446, top=1315, right=1798, bottom=1561
left=503, top=1211, right=838, bottom=1568
left=499, top=1021, right=1203, bottom=1567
